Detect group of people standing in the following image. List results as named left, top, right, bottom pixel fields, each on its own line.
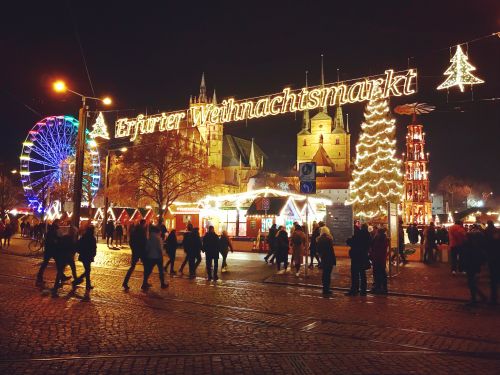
left=104, top=220, right=126, bottom=248
left=346, top=223, right=390, bottom=296
left=0, top=219, right=16, bottom=248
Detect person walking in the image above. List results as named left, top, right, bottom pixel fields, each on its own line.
left=178, top=224, right=193, bottom=275
left=397, top=219, right=408, bottom=264
left=3, top=221, right=13, bottom=248
left=370, top=227, right=389, bottom=294
left=346, top=223, right=371, bottom=296
left=36, top=220, right=62, bottom=286
left=122, top=220, right=147, bottom=290
left=164, top=229, right=178, bottom=275
left=52, top=225, right=79, bottom=297
left=115, top=222, right=124, bottom=247
left=73, top=225, right=97, bottom=299
left=105, top=220, right=115, bottom=248
left=188, top=228, right=203, bottom=279
left=290, top=224, right=306, bottom=277
left=141, top=226, right=168, bottom=291
left=276, top=226, right=289, bottom=274
left=317, top=226, right=336, bottom=296
left=219, top=230, right=233, bottom=272
left=264, top=223, right=277, bottom=264
left=448, top=220, right=467, bottom=275
left=463, top=224, right=487, bottom=306
left=484, top=220, right=500, bottom=305
left=203, top=226, right=220, bottom=281
left=309, top=222, right=321, bottom=269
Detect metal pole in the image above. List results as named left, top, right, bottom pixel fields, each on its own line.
left=72, top=97, right=87, bottom=228
left=304, top=196, right=309, bottom=278
left=103, top=151, right=110, bottom=238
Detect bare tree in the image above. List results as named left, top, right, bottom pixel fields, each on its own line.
left=109, top=131, right=212, bottom=220
left=0, top=173, right=24, bottom=218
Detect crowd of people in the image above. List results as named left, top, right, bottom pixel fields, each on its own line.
left=25, top=213, right=500, bottom=305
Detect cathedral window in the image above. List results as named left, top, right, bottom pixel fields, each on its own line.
left=303, top=139, right=307, bottom=146
left=319, top=134, right=323, bottom=144
left=335, top=138, right=340, bottom=145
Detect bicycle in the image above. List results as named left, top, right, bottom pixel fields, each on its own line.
left=28, top=235, right=45, bottom=256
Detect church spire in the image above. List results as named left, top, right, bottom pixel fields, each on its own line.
left=199, top=72, right=207, bottom=103
left=333, top=106, right=344, bottom=130
left=320, top=54, right=327, bottom=113
left=249, top=138, right=257, bottom=168
left=302, top=70, right=310, bottom=131
left=212, top=89, right=217, bottom=105
left=346, top=113, right=350, bottom=133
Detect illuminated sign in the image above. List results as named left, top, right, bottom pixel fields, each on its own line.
left=116, top=69, right=417, bottom=141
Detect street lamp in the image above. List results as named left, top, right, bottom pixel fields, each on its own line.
left=53, top=80, right=112, bottom=228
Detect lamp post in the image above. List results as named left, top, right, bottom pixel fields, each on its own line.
left=102, top=146, right=127, bottom=237
left=53, top=80, right=112, bottom=228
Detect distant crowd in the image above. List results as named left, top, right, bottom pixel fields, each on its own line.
left=7, top=214, right=498, bottom=306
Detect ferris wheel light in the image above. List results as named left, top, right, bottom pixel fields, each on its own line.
left=19, top=156, right=30, bottom=161
left=53, top=80, right=67, bottom=93
left=20, top=171, right=30, bottom=176
left=102, top=97, right=112, bottom=105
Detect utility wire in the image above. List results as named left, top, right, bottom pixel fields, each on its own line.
left=66, top=0, right=96, bottom=97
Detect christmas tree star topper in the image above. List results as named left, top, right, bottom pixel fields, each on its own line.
left=437, top=45, right=484, bottom=92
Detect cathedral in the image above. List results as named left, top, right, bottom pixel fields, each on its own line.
left=189, top=74, right=266, bottom=193
left=296, top=71, right=351, bottom=176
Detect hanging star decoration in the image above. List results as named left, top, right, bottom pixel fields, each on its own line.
left=437, top=45, right=484, bottom=92
left=88, top=112, right=110, bottom=140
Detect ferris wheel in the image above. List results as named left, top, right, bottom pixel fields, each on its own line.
left=19, top=115, right=101, bottom=213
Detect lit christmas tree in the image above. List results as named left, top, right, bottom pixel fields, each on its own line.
left=347, top=87, right=403, bottom=220
left=437, top=45, right=484, bottom=92
left=88, top=112, right=110, bottom=140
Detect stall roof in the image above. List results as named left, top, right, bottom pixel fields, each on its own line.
left=246, top=197, right=289, bottom=216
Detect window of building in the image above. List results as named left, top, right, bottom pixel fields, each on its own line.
left=303, top=139, right=307, bottom=146
left=335, top=138, right=340, bottom=145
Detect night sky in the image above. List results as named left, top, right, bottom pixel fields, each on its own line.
left=2, top=0, right=500, bottom=194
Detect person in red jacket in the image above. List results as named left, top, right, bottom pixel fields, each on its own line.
left=448, top=220, right=467, bottom=275
left=370, top=227, right=389, bottom=294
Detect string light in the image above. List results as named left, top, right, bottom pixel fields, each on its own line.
left=346, top=87, right=403, bottom=219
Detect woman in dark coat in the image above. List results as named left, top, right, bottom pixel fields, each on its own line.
left=73, top=225, right=97, bottom=294
left=370, top=227, right=389, bottom=294
left=317, top=226, right=336, bottom=295
left=346, top=223, right=371, bottom=296
left=164, top=230, right=178, bottom=275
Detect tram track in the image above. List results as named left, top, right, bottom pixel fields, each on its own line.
left=0, top=271, right=499, bottom=362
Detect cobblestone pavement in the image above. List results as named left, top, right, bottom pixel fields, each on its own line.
left=0, top=242, right=499, bottom=374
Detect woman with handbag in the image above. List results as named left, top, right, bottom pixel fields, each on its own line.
left=345, top=223, right=371, bottom=296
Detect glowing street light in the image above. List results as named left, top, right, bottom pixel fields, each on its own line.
left=53, top=80, right=67, bottom=93
left=120, top=147, right=128, bottom=152
left=52, top=80, right=114, bottom=227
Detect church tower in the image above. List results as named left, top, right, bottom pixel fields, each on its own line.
left=207, top=90, right=223, bottom=169
left=296, top=58, right=351, bottom=175
left=189, top=73, right=223, bottom=169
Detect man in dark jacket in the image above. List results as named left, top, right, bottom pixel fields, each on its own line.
left=105, top=220, right=115, bottom=248
left=36, top=220, right=62, bottom=286
left=346, top=223, right=371, bottom=296
left=203, top=226, right=220, bottom=281
left=122, top=220, right=147, bottom=290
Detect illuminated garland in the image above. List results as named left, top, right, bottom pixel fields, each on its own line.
left=437, top=45, right=484, bottom=92
left=346, top=88, right=403, bottom=219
